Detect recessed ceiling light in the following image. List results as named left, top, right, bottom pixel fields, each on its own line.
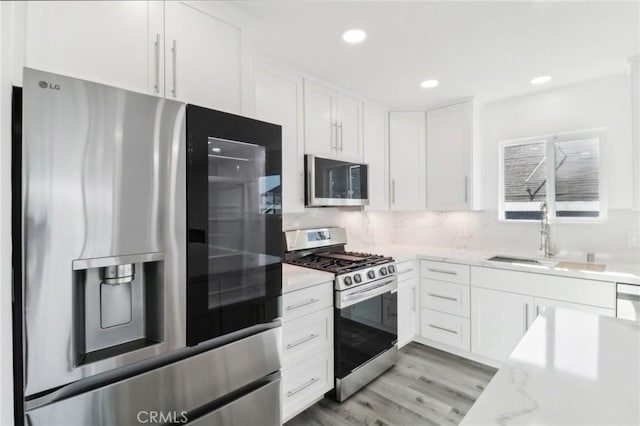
left=531, top=75, right=552, bottom=85
left=342, top=29, right=366, bottom=44
left=420, top=80, right=439, bottom=89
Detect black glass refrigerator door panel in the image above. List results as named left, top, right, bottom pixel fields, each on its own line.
left=186, top=105, right=282, bottom=346
left=335, top=292, right=397, bottom=379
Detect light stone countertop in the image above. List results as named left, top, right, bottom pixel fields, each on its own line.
left=347, top=244, right=640, bottom=285
left=282, top=263, right=334, bottom=294
left=460, top=307, right=640, bottom=426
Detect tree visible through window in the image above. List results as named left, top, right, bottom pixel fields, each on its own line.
left=500, top=130, right=604, bottom=221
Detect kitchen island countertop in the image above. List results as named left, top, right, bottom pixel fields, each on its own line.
left=460, top=307, right=640, bottom=426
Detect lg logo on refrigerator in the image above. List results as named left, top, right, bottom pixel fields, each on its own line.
left=38, top=80, right=60, bottom=90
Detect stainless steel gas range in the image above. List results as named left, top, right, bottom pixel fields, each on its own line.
left=284, top=227, right=398, bottom=401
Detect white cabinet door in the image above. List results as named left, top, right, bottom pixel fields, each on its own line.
left=254, top=64, right=305, bottom=213
left=335, top=93, right=363, bottom=161
left=471, top=287, right=534, bottom=362
left=426, top=101, right=473, bottom=211
left=389, top=112, right=427, bottom=211
left=533, top=297, right=615, bottom=319
left=363, top=103, right=389, bottom=210
left=165, top=1, right=242, bottom=113
left=303, top=80, right=336, bottom=157
left=397, top=280, right=418, bottom=348
left=24, top=1, right=161, bottom=94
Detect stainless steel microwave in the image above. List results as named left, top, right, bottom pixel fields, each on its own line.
left=305, top=155, right=369, bottom=207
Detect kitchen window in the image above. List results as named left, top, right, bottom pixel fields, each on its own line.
left=499, top=129, right=606, bottom=222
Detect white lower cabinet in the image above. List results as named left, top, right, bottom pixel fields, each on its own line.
left=421, top=309, right=470, bottom=350
left=397, top=260, right=419, bottom=348
left=282, top=307, right=333, bottom=367
left=398, top=278, right=419, bottom=348
left=281, top=350, right=333, bottom=422
left=471, top=287, right=534, bottom=362
left=421, top=279, right=470, bottom=318
left=281, top=281, right=334, bottom=423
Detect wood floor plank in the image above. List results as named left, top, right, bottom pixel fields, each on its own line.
left=285, top=342, right=497, bottom=426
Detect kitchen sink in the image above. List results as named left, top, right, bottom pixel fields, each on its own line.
left=488, top=255, right=547, bottom=265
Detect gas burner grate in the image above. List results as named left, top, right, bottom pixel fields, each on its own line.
left=287, top=251, right=394, bottom=274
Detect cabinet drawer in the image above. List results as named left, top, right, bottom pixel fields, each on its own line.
left=397, top=260, right=417, bottom=276
left=282, top=307, right=333, bottom=368
left=421, top=260, right=470, bottom=285
left=420, top=308, right=470, bottom=351
left=282, top=349, right=334, bottom=422
left=421, top=279, right=470, bottom=318
left=282, top=283, right=333, bottom=323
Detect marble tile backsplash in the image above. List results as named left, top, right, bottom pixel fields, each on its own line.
left=284, top=208, right=640, bottom=264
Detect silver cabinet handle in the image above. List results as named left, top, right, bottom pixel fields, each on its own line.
left=171, top=39, right=177, bottom=97
left=427, top=268, right=457, bottom=276
left=524, top=303, right=529, bottom=330
left=338, top=122, right=344, bottom=151
left=391, top=179, right=396, bottom=204
left=332, top=122, right=338, bottom=150
left=411, top=287, right=416, bottom=312
left=427, top=293, right=458, bottom=302
left=154, top=33, right=160, bottom=93
left=536, top=305, right=540, bottom=316
left=286, top=298, right=319, bottom=311
left=286, top=334, right=319, bottom=350
left=287, top=377, right=319, bottom=397
left=464, top=176, right=468, bottom=204
left=428, top=324, right=458, bottom=334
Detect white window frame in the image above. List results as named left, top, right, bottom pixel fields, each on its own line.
left=499, top=128, right=607, bottom=223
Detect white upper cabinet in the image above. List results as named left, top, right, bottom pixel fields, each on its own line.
left=254, top=62, right=305, bottom=214
left=426, top=100, right=482, bottom=211
left=363, top=103, right=389, bottom=210
left=165, top=1, right=247, bottom=114
left=303, top=80, right=363, bottom=161
left=389, top=112, right=427, bottom=211
left=24, top=1, right=161, bottom=94
left=303, top=80, right=336, bottom=158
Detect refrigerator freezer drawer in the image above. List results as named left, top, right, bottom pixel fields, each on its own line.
left=25, top=327, right=282, bottom=426
left=189, top=379, right=280, bottom=426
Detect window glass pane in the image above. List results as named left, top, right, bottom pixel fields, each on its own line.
left=503, top=141, right=546, bottom=220
left=554, top=137, right=599, bottom=217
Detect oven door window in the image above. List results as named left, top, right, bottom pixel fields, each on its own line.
left=336, top=292, right=397, bottom=379
left=186, top=106, right=282, bottom=346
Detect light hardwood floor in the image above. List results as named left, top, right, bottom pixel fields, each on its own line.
left=285, top=342, right=497, bottom=426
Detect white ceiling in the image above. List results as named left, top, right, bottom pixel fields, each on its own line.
left=235, top=1, right=640, bottom=109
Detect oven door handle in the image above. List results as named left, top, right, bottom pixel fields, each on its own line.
left=337, top=278, right=397, bottom=309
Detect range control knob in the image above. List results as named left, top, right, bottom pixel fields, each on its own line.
left=380, top=267, right=388, bottom=276
left=367, top=270, right=376, bottom=279
left=344, top=276, right=353, bottom=286
left=387, top=265, right=395, bottom=273
left=354, top=274, right=362, bottom=283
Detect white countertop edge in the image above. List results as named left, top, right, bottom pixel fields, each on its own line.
left=346, top=245, right=640, bottom=285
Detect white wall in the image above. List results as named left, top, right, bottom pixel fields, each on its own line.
left=482, top=73, right=633, bottom=210
left=0, top=2, right=15, bottom=424
left=392, top=74, right=639, bottom=263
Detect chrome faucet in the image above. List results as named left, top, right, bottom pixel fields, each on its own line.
left=539, top=201, right=553, bottom=258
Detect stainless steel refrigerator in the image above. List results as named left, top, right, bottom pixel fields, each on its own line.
left=14, top=68, right=282, bottom=425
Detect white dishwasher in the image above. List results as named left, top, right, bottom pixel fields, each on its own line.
left=617, top=283, right=640, bottom=321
